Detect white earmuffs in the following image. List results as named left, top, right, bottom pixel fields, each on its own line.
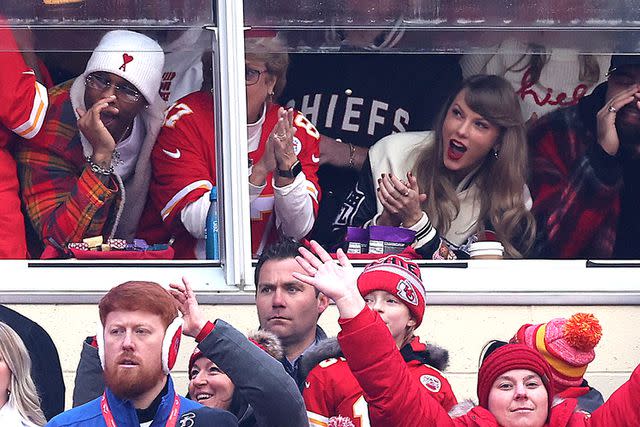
left=97, top=316, right=184, bottom=375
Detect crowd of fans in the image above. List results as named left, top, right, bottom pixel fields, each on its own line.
left=0, top=239, right=637, bottom=426
left=1, top=4, right=639, bottom=427
left=1, top=15, right=640, bottom=260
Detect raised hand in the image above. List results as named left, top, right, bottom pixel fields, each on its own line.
left=76, top=95, right=118, bottom=167
left=250, top=108, right=295, bottom=186
left=272, top=107, right=297, bottom=171
left=597, top=84, right=640, bottom=156
left=293, top=240, right=365, bottom=319
left=376, top=172, right=427, bottom=228
left=168, top=277, right=207, bottom=338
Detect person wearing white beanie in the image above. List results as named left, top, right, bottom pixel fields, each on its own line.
left=17, top=30, right=166, bottom=257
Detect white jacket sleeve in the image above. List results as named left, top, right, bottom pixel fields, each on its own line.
left=273, top=172, right=315, bottom=240
left=181, top=191, right=210, bottom=239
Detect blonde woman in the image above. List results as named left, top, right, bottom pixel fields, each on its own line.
left=0, top=322, right=46, bottom=426
left=336, top=75, right=536, bottom=258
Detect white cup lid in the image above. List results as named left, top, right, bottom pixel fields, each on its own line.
left=468, top=241, right=504, bottom=257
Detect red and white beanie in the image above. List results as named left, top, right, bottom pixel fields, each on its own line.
left=84, top=30, right=164, bottom=104
left=510, top=313, right=603, bottom=390
left=357, top=255, right=426, bottom=326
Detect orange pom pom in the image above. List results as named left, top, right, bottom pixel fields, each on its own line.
left=563, top=313, right=602, bottom=351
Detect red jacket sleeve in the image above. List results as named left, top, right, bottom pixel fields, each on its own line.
left=337, top=307, right=455, bottom=427
left=292, top=111, right=321, bottom=214
left=17, top=85, right=118, bottom=248
left=586, top=364, right=640, bottom=427
left=0, top=23, right=48, bottom=141
left=150, top=92, right=215, bottom=230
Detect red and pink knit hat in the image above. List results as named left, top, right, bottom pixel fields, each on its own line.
left=510, top=313, right=603, bottom=390
left=357, top=255, right=426, bottom=326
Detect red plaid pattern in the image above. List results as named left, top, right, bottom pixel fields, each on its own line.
left=17, top=80, right=120, bottom=253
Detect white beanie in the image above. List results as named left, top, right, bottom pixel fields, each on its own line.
left=84, top=30, right=164, bottom=104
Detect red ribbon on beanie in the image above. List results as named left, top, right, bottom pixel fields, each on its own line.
left=119, top=53, right=134, bottom=72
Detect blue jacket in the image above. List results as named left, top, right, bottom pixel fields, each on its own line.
left=46, top=376, right=236, bottom=426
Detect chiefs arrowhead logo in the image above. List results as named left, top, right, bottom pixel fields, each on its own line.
left=292, top=136, right=302, bottom=156
left=420, top=374, right=442, bottom=392
left=396, top=279, right=418, bottom=306
left=120, top=53, right=134, bottom=72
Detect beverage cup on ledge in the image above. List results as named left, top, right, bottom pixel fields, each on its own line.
left=468, top=241, right=504, bottom=259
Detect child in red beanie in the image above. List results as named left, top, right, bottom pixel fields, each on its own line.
left=293, top=240, right=640, bottom=427
left=301, top=253, right=457, bottom=427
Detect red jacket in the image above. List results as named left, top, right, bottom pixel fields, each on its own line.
left=0, top=19, right=48, bottom=258
left=337, top=307, right=640, bottom=427
left=304, top=337, right=457, bottom=426
left=144, top=91, right=321, bottom=258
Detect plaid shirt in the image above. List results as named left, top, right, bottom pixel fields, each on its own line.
left=528, top=84, right=622, bottom=259
left=17, top=80, right=121, bottom=253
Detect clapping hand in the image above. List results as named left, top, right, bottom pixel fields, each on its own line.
left=376, top=172, right=427, bottom=228
left=292, top=240, right=365, bottom=319
left=250, top=107, right=296, bottom=186
left=271, top=107, right=297, bottom=170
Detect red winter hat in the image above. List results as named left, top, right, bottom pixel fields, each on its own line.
left=188, top=347, right=204, bottom=373
left=357, top=255, right=426, bottom=327
left=477, top=344, right=555, bottom=410
left=510, top=313, right=602, bottom=390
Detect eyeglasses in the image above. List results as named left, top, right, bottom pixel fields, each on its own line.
left=245, top=67, right=266, bottom=86
left=85, top=73, right=142, bottom=103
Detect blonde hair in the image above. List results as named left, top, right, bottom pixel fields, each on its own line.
left=244, top=36, right=289, bottom=99
left=414, top=75, right=536, bottom=258
left=0, top=322, right=46, bottom=426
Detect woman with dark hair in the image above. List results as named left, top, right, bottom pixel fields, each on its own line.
left=336, top=74, right=536, bottom=258
left=292, top=241, right=640, bottom=427
left=0, top=322, right=46, bottom=427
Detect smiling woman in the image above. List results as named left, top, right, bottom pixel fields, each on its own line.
left=292, top=241, right=640, bottom=427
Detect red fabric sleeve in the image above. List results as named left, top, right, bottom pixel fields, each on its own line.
left=291, top=110, right=321, bottom=215
left=586, top=364, right=640, bottom=427
left=529, top=122, right=620, bottom=258
left=18, top=108, right=118, bottom=249
left=150, top=92, right=216, bottom=230
left=303, top=366, right=334, bottom=427
left=0, top=23, right=47, bottom=142
left=337, top=307, right=455, bottom=427
left=195, top=321, right=215, bottom=343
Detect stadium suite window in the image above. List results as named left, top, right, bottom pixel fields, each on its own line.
left=2, top=0, right=640, bottom=269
